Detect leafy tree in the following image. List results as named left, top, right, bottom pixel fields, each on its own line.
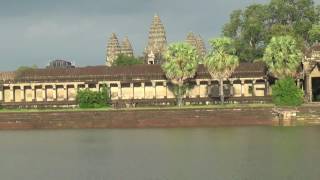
left=263, top=36, right=303, bottom=79
left=16, top=65, right=38, bottom=72
left=112, top=54, right=142, bottom=66
left=223, top=4, right=267, bottom=62
left=76, top=86, right=110, bottom=108
left=308, top=24, right=320, bottom=43
left=272, top=77, right=304, bottom=106
left=223, top=0, right=319, bottom=62
left=204, top=37, right=239, bottom=104
left=15, top=65, right=38, bottom=78
left=162, top=43, right=199, bottom=107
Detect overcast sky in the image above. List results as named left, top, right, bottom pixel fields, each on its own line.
left=1, top=0, right=318, bottom=71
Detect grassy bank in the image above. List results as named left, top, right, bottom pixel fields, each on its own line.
left=0, top=103, right=275, bottom=113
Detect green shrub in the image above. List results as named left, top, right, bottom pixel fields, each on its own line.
left=272, top=77, right=304, bottom=107
left=112, top=54, right=142, bottom=66
left=76, top=86, right=110, bottom=108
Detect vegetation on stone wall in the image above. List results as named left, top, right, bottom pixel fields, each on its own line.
left=204, top=37, right=239, bottom=104
left=272, top=77, right=304, bottom=106
left=112, top=54, right=143, bottom=66
left=223, top=0, right=320, bottom=62
left=76, top=86, right=110, bottom=108
left=162, top=43, right=199, bottom=107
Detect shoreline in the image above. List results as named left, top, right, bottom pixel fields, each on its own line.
left=0, top=104, right=318, bottom=130
left=0, top=106, right=275, bottom=130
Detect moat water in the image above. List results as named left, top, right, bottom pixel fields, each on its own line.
left=0, top=127, right=320, bottom=180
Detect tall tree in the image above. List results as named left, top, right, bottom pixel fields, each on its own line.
left=263, top=36, right=303, bottom=79
left=162, top=43, right=199, bottom=107
left=223, top=4, right=268, bottom=62
left=223, top=0, right=319, bottom=62
left=204, top=37, right=239, bottom=104
left=308, top=24, right=320, bottom=43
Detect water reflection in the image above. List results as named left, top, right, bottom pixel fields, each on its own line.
left=0, top=127, right=319, bottom=180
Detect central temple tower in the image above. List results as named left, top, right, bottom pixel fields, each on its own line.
left=145, top=14, right=167, bottom=64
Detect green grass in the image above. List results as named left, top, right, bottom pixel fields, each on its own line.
left=0, top=103, right=275, bottom=113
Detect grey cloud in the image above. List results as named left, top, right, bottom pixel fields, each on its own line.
left=1, top=0, right=319, bottom=71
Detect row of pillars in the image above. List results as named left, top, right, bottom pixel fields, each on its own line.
left=112, top=79, right=269, bottom=100
left=1, top=83, right=103, bottom=103
left=0, top=78, right=269, bottom=103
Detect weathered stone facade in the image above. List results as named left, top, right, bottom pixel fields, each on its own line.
left=145, top=14, right=167, bottom=64
left=303, top=43, right=320, bottom=102
left=0, top=63, right=270, bottom=108
left=106, top=33, right=121, bottom=66
left=120, top=37, right=134, bottom=57
left=186, top=32, right=207, bottom=58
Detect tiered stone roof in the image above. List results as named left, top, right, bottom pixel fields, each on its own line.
left=106, top=33, right=121, bottom=66
left=121, top=37, right=134, bottom=57
left=186, top=32, right=206, bottom=58
left=5, top=62, right=267, bottom=83
left=145, top=14, right=167, bottom=64
left=0, top=71, right=16, bottom=81
left=196, top=35, right=207, bottom=58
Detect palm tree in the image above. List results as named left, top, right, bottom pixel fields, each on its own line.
left=204, top=37, right=239, bottom=104
left=263, top=35, right=302, bottom=79
left=162, top=43, right=199, bottom=107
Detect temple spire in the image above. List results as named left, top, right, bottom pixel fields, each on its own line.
left=121, top=36, right=134, bottom=57
left=185, top=32, right=207, bottom=59
left=196, top=35, right=207, bottom=58
left=145, top=14, right=167, bottom=64
left=106, top=33, right=121, bottom=66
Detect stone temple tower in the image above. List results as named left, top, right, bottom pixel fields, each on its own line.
left=186, top=32, right=206, bottom=59
left=196, top=35, right=207, bottom=58
left=121, top=36, right=134, bottom=57
left=145, top=14, right=167, bottom=64
left=106, top=33, right=121, bottom=66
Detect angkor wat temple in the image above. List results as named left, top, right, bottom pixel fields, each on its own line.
left=0, top=15, right=320, bottom=108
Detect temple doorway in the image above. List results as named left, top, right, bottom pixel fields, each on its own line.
left=312, top=77, right=320, bottom=102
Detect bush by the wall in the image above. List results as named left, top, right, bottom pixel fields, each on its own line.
left=272, top=77, right=304, bottom=107
left=76, top=86, right=110, bottom=108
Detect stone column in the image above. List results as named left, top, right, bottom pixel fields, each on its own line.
left=42, top=85, right=46, bottom=101
left=297, top=79, right=300, bottom=89
left=196, top=80, right=201, bottom=98
left=207, top=80, right=212, bottom=97
left=229, top=80, right=234, bottom=97
left=264, top=80, right=269, bottom=96
left=96, top=84, right=100, bottom=92
left=152, top=81, right=157, bottom=99
left=141, top=82, right=145, bottom=99
left=0, top=85, right=3, bottom=102
left=20, top=85, right=25, bottom=102
left=240, top=80, right=245, bottom=97
left=130, top=83, right=134, bottom=99
left=163, top=81, right=167, bottom=98
left=117, top=83, right=122, bottom=100
left=52, top=85, right=57, bottom=101
left=31, top=85, right=36, bottom=102
left=9, top=85, right=14, bottom=102
left=64, top=85, right=68, bottom=101
left=309, top=75, right=313, bottom=102
left=74, top=84, right=79, bottom=93
left=252, top=80, right=256, bottom=97
left=305, top=74, right=312, bottom=102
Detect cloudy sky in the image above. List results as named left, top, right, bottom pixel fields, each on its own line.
left=1, top=0, right=317, bottom=71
